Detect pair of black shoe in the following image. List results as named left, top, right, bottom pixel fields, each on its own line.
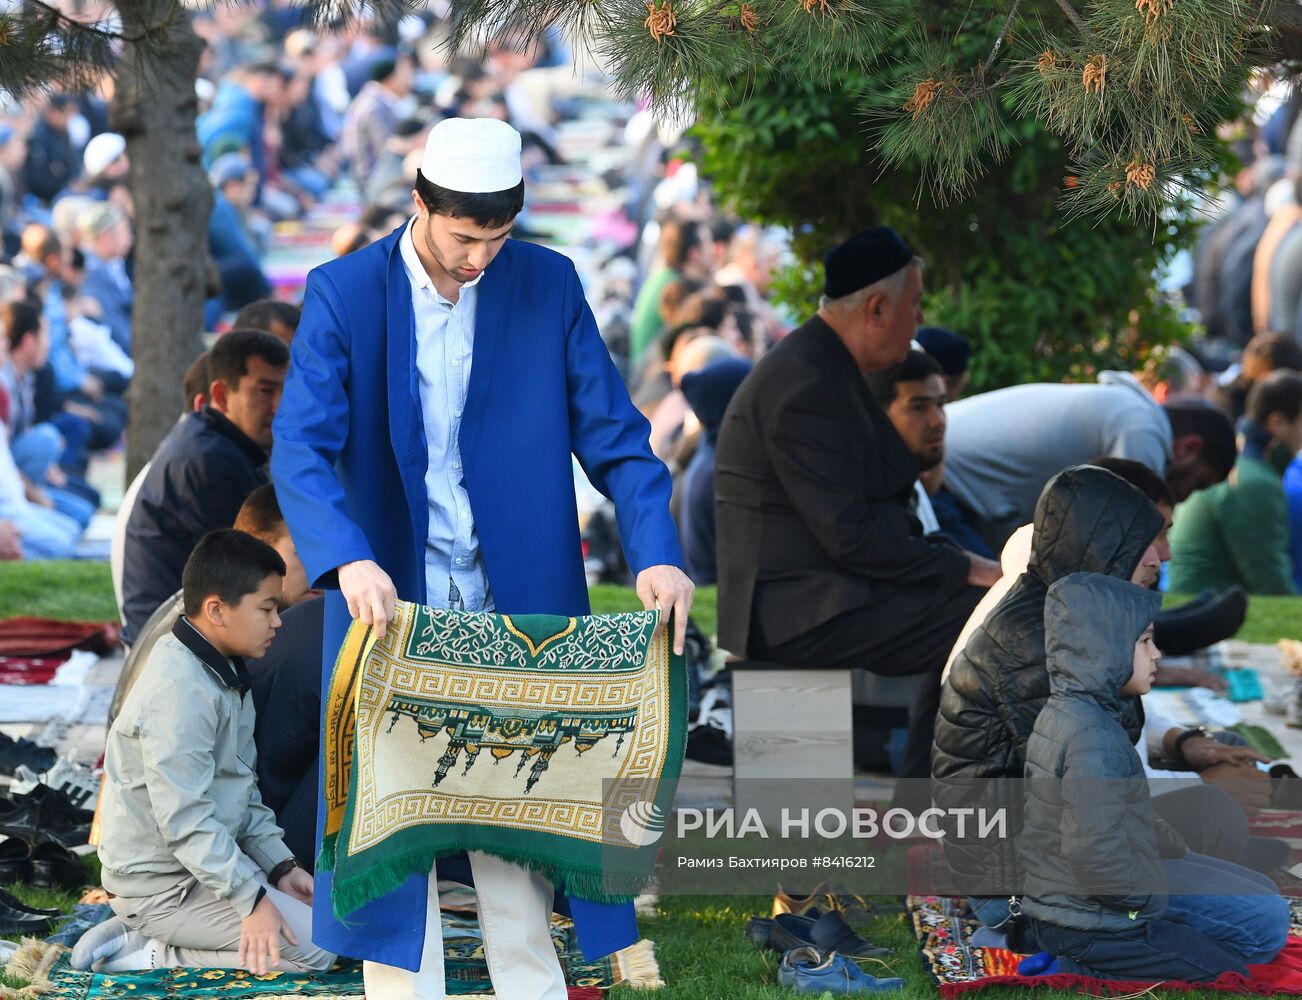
left=0, top=886, right=61, bottom=936
left=0, top=733, right=57, bottom=777
left=0, top=784, right=94, bottom=848
left=747, top=909, right=892, bottom=960
left=0, top=837, right=85, bottom=889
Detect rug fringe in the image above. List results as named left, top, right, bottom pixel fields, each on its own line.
left=615, top=938, right=664, bottom=989
left=0, top=939, right=64, bottom=998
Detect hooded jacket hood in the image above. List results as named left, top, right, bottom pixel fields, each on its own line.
left=1029, top=466, right=1166, bottom=586
left=1020, top=573, right=1175, bottom=933
left=1044, top=573, right=1163, bottom=715
left=932, top=463, right=1165, bottom=894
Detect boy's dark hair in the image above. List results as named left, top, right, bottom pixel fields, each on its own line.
left=183, top=350, right=210, bottom=410
left=413, top=171, right=523, bottom=229
left=1243, top=332, right=1302, bottom=374
left=233, top=484, right=286, bottom=543
left=660, top=278, right=706, bottom=325
left=232, top=299, right=301, bottom=337
left=182, top=529, right=286, bottom=617
left=1247, top=368, right=1302, bottom=425
left=1088, top=456, right=1175, bottom=509
left=3, top=300, right=41, bottom=350
left=1164, top=400, right=1237, bottom=481
left=660, top=219, right=703, bottom=271
left=208, top=329, right=289, bottom=390
left=865, top=349, right=944, bottom=408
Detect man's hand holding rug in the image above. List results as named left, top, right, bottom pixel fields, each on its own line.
left=636, top=564, right=695, bottom=655
left=340, top=559, right=398, bottom=640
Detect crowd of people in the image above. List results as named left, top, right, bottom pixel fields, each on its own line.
left=1, top=0, right=1301, bottom=993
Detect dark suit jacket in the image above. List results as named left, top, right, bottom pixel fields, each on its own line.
left=122, top=408, right=269, bottom=644
left=251, top=596, right=324, bottom=870
left=714, top=316, right=970, bottom=655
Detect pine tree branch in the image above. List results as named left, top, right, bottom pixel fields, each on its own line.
left=27, top=0, right=160, bottom=43
left=1054, top=0, right=1094, bottom=40
left=983, top=0, right=1022, bottom=74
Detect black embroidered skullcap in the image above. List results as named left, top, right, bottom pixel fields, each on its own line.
left=822, top=227, right=915, bottom=299
left=915, top=326, right=971, bottom=376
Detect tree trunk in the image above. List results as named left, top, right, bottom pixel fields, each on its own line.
left=112, top=0, right=210, bottom=483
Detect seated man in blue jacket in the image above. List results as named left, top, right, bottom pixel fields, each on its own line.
left=121, top=330, right=288, bottom=643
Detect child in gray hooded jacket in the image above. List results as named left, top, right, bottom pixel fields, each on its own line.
left=1020, top=572, right=1287, bottom=981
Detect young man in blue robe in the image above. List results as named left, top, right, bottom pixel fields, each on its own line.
left=270, top=117, right=693, bottom=999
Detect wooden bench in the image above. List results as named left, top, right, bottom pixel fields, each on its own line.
left=729, top=660, right=856, bottom=822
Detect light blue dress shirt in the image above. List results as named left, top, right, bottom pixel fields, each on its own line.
left=399, top=217, right=493, bottom=612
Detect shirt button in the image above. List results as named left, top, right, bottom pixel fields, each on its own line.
left=451, top=359, right=460, bottom=367
left=461, top=511, right=469, bottom=520
left=453, top=461, right=461, bottom=470
left=456, top=558, right=465, bottom=565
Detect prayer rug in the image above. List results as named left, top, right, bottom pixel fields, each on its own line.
left=1, top=942, right=613, bottom=999
left=0, top=655, right=66, bottom=685
left=0, top=619, right=118, bottom=658
left=320, top=601, right=686, bottom=918
left=443, top=911, right=663, bottom=990
left=1250, top=809, right=1302, bottom=895
left=1232, top=722, right=1290, bottom=761
left=909, top=896, right=1302, bottom=996
left=1227, top=667, right=1266, bottom=703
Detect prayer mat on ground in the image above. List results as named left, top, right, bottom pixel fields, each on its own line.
left=1227, top=667, right=1266, bottom=703
left=1250, top=809, right=1302, bottom=895
left=908, top=896, right=1302, bottom=996
left=320, top=601, right=686, bottom=917
left=442, top=910, right=663, bottom=990
left=1233, top=722, right=1290, bottom=761
left=0, top=655, right=66, bottom=685
left=1, top=943, right=608, bottom=999
left=0, top=619, right=118, bottom=657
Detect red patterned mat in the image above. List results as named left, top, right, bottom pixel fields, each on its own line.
left=1251, top=809, right=1302, bottom=896
left=909, top=895, right=1302, bottom=997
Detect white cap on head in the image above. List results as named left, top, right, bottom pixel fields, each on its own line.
left=420, top=117, right=522, bottom=194
left=83, top=132, right=126, bottom=177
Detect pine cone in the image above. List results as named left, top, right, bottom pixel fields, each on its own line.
left=644, top=0, right=677, bottom=43
left=904, top=79, right=942, bottom=118
left=1082, top=54, right=1107, bottom=95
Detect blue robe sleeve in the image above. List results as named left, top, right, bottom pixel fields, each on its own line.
left=562, top=262, right=683, bottom=576
left=271, top=271, right=377, bottom=588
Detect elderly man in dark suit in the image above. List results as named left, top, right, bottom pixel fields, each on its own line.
left=715, top=227, right=997, bottom=783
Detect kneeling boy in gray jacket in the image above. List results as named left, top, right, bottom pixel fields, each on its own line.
left=75, top=529, right=335, bottom=975
left=1020, top=573, right=1286, bottom=982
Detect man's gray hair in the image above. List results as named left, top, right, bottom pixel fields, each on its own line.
left=819, top=255, right=923, bottom=313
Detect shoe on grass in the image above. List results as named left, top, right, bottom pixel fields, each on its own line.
left=770, top=911, right=892, bottom=960
left=777, top=946, right=903, bottom=994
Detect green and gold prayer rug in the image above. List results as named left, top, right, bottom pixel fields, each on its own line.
left=1, top=908, right=659, bottom=998
left=320, top=601, right=686, bottom=918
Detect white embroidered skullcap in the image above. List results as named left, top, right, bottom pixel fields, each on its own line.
left=420, top=117, right=522, bottom=194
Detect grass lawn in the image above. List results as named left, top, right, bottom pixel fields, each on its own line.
left=3, top=565, right=1300, bottom=997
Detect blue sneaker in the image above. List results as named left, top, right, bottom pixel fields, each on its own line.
left=777, top=946, right=904, bottom=994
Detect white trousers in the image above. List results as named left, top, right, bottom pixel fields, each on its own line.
left=361, top=851, right=567, bottom=1000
